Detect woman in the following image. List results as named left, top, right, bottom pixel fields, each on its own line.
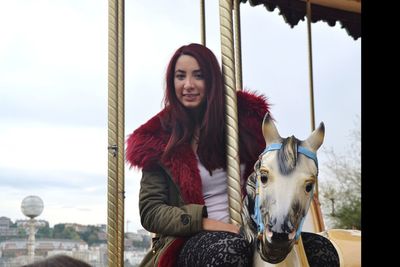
left=126, top=43, right=270, bottom=267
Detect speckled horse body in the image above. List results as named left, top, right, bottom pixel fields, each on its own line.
left=241, top=113, right=361, bottom=267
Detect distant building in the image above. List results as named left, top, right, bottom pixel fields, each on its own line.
left=0, top=239, right=88, bottom=258
left=0, top=228, right=18, bottom=237
left=64, top=223, right=88, bottom=233
left=137, top=229, right=150, bottom=236
left=124, top=250, right=148, bottom=266
left=96, top=224, right=107, bottom=232
left=97, top=231, right=107, bottom=242
left=125, top=232, right=143, bottom=242
left=0, top=220, right=146, bottom=267
left=0, top=217, right=11, bottom=230
left=0, top=217, right=17, bottom=237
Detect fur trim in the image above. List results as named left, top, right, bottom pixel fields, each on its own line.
left=126, top=90, right=270, bottom=204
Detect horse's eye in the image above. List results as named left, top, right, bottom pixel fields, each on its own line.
left=305, top=183, right=314, bottom=193
left=260, top=174, right=268, bottom=184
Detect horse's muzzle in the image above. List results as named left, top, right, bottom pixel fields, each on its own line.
left=258, top=231, right=295, bottom=264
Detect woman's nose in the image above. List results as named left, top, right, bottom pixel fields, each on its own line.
left=183, top=77, right=193, bottom=89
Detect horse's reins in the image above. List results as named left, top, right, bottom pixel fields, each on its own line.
left=253, top=143, right=318, bottom=241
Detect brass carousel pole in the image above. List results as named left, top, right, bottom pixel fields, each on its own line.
left=306, top=0, right=325, bottom=233
left=108, top=0, right=125, bottom=266
left=233, top=0, right=243, bottom=90
left=306, top=0, right=316, bottom=138
left=219, top=0, right=242, bottom=226
left=200, top=0, right=206, bottom=46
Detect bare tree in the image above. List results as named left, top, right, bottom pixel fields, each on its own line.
left=320, top=116, right=361, bottom=229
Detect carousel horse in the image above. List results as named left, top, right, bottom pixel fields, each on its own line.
left=241, top=113, right=361, bottom=267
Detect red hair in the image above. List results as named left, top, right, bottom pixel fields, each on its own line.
left=161, top=43, right=226, bottom=171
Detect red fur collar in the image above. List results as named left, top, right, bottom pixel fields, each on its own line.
left=126, top=90, right=270, bottom=204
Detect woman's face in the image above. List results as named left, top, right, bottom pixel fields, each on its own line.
left=174, top=55, right=206, bottom=109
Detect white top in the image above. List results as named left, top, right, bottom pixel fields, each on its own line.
left=197, top=158, right=245, bottom=223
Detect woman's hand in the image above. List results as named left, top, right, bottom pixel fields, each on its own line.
left=202, top=218, right=240, bottom=234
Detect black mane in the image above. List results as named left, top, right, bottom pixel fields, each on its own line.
left=277, top=135, right=301, bottom=175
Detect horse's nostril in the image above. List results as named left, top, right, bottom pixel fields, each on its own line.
left=271, top=232, right=289, bottom=241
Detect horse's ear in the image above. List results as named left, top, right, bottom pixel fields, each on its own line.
left=304, top=122, right=325, bottom=152
left=262, top=112, right=282, bottom=145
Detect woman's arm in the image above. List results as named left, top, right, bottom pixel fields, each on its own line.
left=139, top=170, right=205, bottom=236
left=202, top=218, right=240, bottom=234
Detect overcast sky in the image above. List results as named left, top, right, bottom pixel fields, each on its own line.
left=0, top=0, right=360, bottom=232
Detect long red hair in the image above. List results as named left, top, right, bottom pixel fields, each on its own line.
left=161, top=43, right=226, bottom=171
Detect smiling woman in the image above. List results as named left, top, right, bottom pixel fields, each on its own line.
left=125, top=43, right=270, bottom=267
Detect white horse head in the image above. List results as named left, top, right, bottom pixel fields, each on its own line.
left=241, top=113, right=325, bottom=264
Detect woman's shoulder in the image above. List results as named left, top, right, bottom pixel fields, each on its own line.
left=126, top=109, right=170, bottom=170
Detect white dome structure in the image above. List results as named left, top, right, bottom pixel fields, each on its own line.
left=21, top=195, right=44, bottom=219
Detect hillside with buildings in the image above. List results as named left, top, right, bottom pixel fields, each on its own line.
left=0, top=216, right=150, bottom=267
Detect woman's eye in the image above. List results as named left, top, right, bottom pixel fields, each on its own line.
left=175, top=74, right=185, bottom=80
left=193, top=71, right=203, bottom=80
left=194, top=72, right=203, bottom=79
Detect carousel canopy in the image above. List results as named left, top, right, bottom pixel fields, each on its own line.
left=243, top=0, right=361, bottom=40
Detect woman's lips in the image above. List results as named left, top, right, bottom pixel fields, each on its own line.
left=183, top=93, right=200, bottom=101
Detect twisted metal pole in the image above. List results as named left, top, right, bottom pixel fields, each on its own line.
left=116, top=0, right=125, bottom=264
left=108, top=0, right=125, bottom=266
left=219, top=0, right=242, bottom=226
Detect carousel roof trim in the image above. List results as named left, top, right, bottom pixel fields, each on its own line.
left=305, top=0, right=360, bottom=14
left=244, top=0, right=361, bottom=40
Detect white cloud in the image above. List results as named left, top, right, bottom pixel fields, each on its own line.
left=0, top=123, right=107, bottom=174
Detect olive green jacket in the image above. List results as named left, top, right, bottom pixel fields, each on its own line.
left=138, top=166, right=206, bottom=267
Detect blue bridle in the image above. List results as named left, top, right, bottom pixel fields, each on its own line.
left=253, top=143, right=318, bottom=241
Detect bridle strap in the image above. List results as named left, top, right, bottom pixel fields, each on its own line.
left=254, top=177, right=264, bottom=236
left=262, top=143, right=318, bottom=168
